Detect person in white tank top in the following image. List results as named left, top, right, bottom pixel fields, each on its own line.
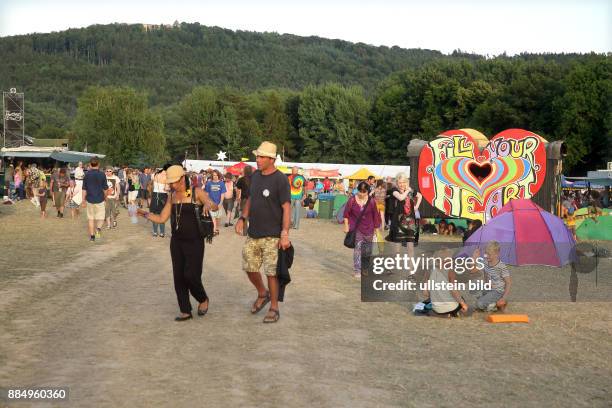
left=150, top=167, right=169, bottom=237
left=422, top=249, right=468, bottom=317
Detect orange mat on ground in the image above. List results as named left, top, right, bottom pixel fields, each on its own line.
left=487, top=314, right=529, bottom=323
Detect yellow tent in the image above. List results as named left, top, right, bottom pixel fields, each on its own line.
left=348, top=167, right=380, bottom=180
left=276, top=165, right=292, bottom=174
left=460, top=128, right=548, bottom=150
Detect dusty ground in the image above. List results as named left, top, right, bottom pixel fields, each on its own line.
left=0, top=201, right=611, bottom=407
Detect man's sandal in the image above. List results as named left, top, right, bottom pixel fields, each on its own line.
left=251, top=292, right=270, bottom=314
left=263, top=309, right=280, bottom=323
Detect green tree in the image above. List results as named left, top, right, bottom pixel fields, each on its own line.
left=73, top=86, right=166, bottom=165
left=177, top=86, right=218, bottom=159
left=554, top=58, right=612, bottom=171
left=214, top=105, right=244, bottom=160
left=299, top=83, right=371, bottom=163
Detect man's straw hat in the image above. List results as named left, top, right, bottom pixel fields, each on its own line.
left=252, top=141, right=277, bottom=159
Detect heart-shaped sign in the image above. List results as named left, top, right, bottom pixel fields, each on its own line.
left=418, top=129, right=547, bottom=222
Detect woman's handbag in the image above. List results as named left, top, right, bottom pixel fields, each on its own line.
left=393, top=197, right=416, bottom=242
left=343, top=197, right=371, bottom=249
left=191, top=188, right=215, bottom=243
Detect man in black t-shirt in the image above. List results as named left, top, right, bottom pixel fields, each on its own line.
left=82, top=157, right=108, bottom=242
left=235, top=142, right=291, bottom=324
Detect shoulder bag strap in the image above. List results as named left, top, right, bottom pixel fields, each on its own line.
left=351, top=196, right=371, bottom=231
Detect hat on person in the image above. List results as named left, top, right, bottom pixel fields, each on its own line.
left=165, top=165, right=185, bottom=183
left=252, top=141, right=277, bottom=159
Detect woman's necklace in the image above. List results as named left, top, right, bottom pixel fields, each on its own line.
left=174, top=193, right=184, bottom=231
left=356, top=195, right=367, bottom=207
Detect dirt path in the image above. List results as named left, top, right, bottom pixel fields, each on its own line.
left=1, top=202, right=611, bottom=407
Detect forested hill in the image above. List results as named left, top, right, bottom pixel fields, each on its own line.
left=1, top=23, right=608, bottom=172
left=0, top=22, right=446, bottom=109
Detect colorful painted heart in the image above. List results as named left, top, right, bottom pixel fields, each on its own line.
left=418, top=129, right=547, bottom=222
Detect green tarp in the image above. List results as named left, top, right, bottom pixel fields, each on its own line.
left=49, top=151, right=105, bottom=163
left=333, top=194, right=348, bottom=213
left=0, top=150, right=105, bottom=162
left=576, top=216, right=612, bottom=241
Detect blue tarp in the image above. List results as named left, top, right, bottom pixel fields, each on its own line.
left=562, top=175, right=609, bottom=189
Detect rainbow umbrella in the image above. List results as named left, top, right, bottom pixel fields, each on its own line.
left=459, top=199, right=577, bottom=266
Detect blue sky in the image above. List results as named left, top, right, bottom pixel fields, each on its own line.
left=0, top=0, right=609, bottom=55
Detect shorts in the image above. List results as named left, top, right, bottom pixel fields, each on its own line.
left=105, top=198, right=118, bottom=219
left=39, top=196, right=47, bottom=212
left=242, top=236, right=279, bottom=276
left=210, top=209, right=221, bottom=218
left=66, top=200, right=79, bottom=209
left=376, top=202, right=385, bottom=212
left=128, top=191, right=138, bottom=202
left=53, top=191, right=66, bottom=209
left=87, top=202, right=106, bottom=221
left=138, top=189, right=148, bottom=200
left=223, top=198, right=234, bottom=212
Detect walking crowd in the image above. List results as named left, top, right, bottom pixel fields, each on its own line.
left=10, top=138, right=584, bottom=324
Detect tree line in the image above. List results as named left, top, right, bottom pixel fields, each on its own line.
left=70, top=57, right=610, bottom=173
left=0, top=24, right=609, bottom=173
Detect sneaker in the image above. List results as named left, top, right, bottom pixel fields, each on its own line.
left=152, top=233, right=158, bottom=237
left=113, top=221, right=117, bottom=228
left=159, top=233, right=165, bottom=238
left=90, top=236, right=95, bottom=242
left=95, top=229, right=101, bottom=239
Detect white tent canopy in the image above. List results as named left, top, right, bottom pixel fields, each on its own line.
left=183, top=159, right=409, bottom=179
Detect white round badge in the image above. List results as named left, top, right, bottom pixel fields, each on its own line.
left=263, top=189, right=270, bottom=197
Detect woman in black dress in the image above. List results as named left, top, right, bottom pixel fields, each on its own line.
left=138, top=165, right=218, bottom=321
left=386, top=172, right=422, bottom=256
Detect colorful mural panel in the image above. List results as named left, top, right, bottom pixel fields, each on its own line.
left=418, top=129, right=547, bottom=222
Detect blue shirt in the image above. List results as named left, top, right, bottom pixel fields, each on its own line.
left=205, top=180, right=226, bottom=205
left=139, top=172, right=150, bottom=189
left=82, top=169, right=108, bottom=204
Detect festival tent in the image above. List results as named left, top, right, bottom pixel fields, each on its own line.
left=308, top=169, right=341, bottom=179
left=575, top=216, right=612, bottom=241
left=276, top=166, right=292, bottom=174
left=1, top=146, right=105, bottom=162
left=225, top=161, right=253, bottom=176
left=459, top=199, right=577, bottom=267
left=183, top=159, right=409, bottom=180
left=347, top=167, right=380, bottom=180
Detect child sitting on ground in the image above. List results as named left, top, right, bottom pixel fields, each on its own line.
left=306, top=203, right=317, bottom=218
left=471, top=241, right=511, bottom=311
left=421, top=248, right=469, bottom=317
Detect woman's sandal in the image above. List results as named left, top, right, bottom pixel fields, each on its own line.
left=197, top=300, right=209, bottom=316
left=263, top=308, right=280, bottom=323
left=251, top=292, right=270, bottom=314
